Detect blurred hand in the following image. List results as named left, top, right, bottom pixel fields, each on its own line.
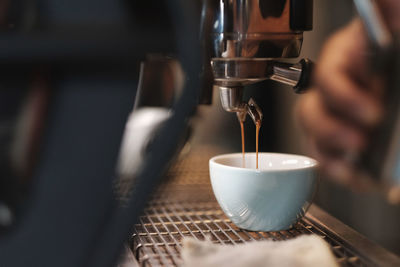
left=297, top=19, right=384, bottom=190
left=379, top=0, right=400, bottom=32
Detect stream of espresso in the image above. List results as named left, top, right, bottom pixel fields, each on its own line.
left=239, top=119, right=261, bottom=169
left=240, top=121, right=245, bottom=167
left=239, top=98, right=262, bottom=169
left=256, top=120, right=261, bottom=169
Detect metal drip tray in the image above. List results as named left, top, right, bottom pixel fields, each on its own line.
left=130, top=147, right=400, bottom=267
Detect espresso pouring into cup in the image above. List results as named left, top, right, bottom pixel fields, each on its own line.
left=201, top=0, right=314, bottom=172
left=202, top=0, right=400, bottom=204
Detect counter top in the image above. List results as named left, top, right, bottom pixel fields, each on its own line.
left=127, top=145, right=400, bottom=266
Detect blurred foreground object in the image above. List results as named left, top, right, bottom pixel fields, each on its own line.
left=354, top=0, right=400, bottom=204
left=0, top=1, right=202, bottom=267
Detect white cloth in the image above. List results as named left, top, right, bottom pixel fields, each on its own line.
left=181, top=234, right=339, bottom=267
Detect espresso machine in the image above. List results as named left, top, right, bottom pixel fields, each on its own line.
left=3, top=0, right=400, bottom=267
left=200, top=0, right=314, bottom=125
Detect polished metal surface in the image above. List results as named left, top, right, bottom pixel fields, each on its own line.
left=202, top=0, right=313, bottom=113
left=219, top=86, right=246, bottom=112
left=213, top=58, right=309, bottom=113
left=219, top=87, right=263, bottom=126
left=212, top=58, right=304, bottom=87
left=130, top=147, right=400, bottom=267
left=210, top=0, right=304, bottom=59
left=270, top=61, right=302, bottom=87
left=246, top=98, right=263, bottom=124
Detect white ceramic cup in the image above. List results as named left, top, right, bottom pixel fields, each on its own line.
left=209, top=153, right=318, bottom=231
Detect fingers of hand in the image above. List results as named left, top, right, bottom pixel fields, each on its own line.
left=377, top=0, right=400, bottom=32
left=316, top=70, right=383, bottom=127
left=308, top=139, right=374, bottom=192
left=296, top=20, right=385, bottom=190
left=297, top=90, right=370, bottom=189
left=297, top=90, right=366, bottom=154
left=315, top=25, right=383, bottom=127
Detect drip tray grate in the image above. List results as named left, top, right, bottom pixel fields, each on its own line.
left=132, top=201, right=368, bottom=267
left=130, top=147, right=400, bottom=267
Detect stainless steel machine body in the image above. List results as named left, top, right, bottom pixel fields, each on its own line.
left=202, top=0, right=313, bottom=115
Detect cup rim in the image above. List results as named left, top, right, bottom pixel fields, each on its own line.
left=209, top=152, right=318, bottom=173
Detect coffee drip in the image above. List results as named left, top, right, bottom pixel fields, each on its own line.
left=236, top=98, right=263, bottom=169
left=205, top=0, right=313, bottom=168
left=240, top=120, right=245, bottom=167
left=256, top=120, right=261, bottom=169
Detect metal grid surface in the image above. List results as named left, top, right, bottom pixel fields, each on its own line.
left=131, top=147, right=372, bottom=267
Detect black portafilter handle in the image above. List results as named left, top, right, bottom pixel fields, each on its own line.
left=269, top=58, right=314, bottom=94
left=293, top=58, right=315, bottom=94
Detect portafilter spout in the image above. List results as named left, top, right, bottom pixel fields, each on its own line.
left=219, top=86, right=263, bottom=127
left=219, top=86, right=246, bottom=113
left=219, top=85, right=263, bottom=127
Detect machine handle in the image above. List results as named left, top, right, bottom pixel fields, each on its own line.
left=269, top=58, right=314, bottom=94
left=294, top=59, right=315, bottom=93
